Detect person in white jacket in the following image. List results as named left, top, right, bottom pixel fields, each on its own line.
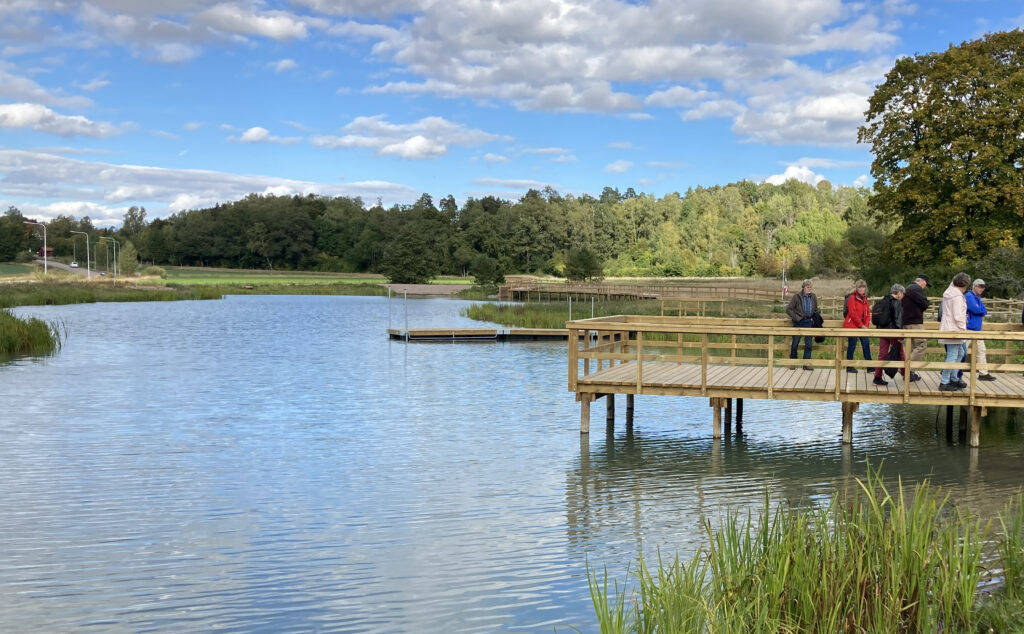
left=938, top=272, right=971, bottom=391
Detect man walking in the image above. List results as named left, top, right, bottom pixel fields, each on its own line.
left=785, top=279, right=818, bottom=371
left=964, top=279, right=996, bottom=382
left=873, top=284, right=905, bottom=386
left=901, top=274, right=930, bottom=382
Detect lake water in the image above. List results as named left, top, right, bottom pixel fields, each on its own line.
left=3, top=294, right=1024, bottom=632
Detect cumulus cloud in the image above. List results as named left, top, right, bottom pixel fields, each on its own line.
left=0, top=149, right=420, bottom=220
left=604, top=160, right=633, bottom=173
left=645, top=86, right=713, bottom=108
left=482, top=153, right=508, bottom=163
left=0, top=103, right=121, bottom=137
left=311, top=114, right=504, bottom=159
left=0, top=63, right=93, bottom=108
left=765, top=164, right=826, bottom=186
left=232, top=126, right=301, bottom=144
left=682, top=99, right=745, bottom=121
left=854, top=174, right=871, bottom=188
left=196, top=4, right=311, bottom=40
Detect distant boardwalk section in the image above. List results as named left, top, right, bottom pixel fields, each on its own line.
left=567, top=315, right=1024, bottom=447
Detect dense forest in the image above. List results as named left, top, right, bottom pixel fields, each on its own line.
left=1, top=179, right=888, bottom=281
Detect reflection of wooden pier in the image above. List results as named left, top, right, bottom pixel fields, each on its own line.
left=568, top=316, right=1024, bottom=447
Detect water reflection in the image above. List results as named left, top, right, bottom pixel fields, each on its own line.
left=2, top=296, right=1024, bottom=632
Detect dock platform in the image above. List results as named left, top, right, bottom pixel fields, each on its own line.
left=388, top=327, right=569, bottom=342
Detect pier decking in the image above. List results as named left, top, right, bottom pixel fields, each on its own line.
left=388, top=327, right=569, bottom=342
left=568, top=316, right=1024, bottom=446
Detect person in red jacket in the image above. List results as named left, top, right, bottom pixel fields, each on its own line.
left=843, top=279, right=872, bottom=373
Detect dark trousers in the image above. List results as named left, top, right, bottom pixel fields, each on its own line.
left=846, top=335, right=872, bottom=361
left=790, top=318, right=813, bottom=359
left=874, top=337, right=905, bottom=379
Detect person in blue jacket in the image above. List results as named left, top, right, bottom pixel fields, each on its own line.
left=962, top=279, right=996, bottom=381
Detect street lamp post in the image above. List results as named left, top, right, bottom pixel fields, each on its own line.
left=100, top=237, right=119, bottom=276
left=70, top=231, right=91, bottom=278
left=23, top=221, right=47, bottom=273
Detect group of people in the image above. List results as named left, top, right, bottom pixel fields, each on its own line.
left=784, top=273, right=993, bottom=391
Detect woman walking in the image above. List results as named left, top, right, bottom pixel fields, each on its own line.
left=843, top=280, right=872, bottom=373
left=938, top=272, right=971, bottom=392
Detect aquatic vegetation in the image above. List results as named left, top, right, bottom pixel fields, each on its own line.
left=590, top=465, right=1024, bottom=633
left=0, top=309, right=63, bottom=359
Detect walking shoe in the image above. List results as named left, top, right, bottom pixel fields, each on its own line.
left=846, top=367, right=858, bottom=374
left=872, top=377, right=888, bottom=386
left=803, top=365, right=813, bottom=371
left=979, top=374, right=997, bottom=381
left=956, top=379, right=968, bottom=389
left=909, top=373, right=922, bottom=382
left=939, top=382, right=958, bottom=392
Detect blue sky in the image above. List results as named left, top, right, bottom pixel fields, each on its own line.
left=1, top=0, right=1021, bottom=227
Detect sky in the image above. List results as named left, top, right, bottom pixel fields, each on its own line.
left=1, top=1, right=1022, bottom=227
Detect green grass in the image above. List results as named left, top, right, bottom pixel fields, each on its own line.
left=0, top=309, right=63, bottom=359
left=163, top=266, right=474, bottom=286
left=0, top=263, right=32, bottom=276
left=0, top=282, right=225, bottom=308
left=589, top=464, right=1024, bottom=633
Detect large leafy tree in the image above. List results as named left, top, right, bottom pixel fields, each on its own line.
left=858, top=29, right=1024, bottom=265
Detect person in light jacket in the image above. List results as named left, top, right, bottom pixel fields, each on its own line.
left=938, top=272, right=971, bottom=391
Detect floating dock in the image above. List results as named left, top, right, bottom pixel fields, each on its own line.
left=388, top=327, right=569, bottom=342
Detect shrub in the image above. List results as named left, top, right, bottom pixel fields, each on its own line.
left=140, top=265, right=167, bottom=278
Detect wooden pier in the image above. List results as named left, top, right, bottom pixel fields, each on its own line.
left=568, top=316, right=1024, bottom=447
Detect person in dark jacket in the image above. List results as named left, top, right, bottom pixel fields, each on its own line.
left=901, top=274, right=930, bottom=382
left=842, top=279, right=872, bottom=372
left=873, top=284, right=905, bottom=386
left=785, top=279, right=818, bottom=370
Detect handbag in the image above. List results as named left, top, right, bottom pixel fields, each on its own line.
left=884, top=341, right=902, bottom=378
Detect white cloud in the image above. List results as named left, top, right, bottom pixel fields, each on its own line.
left=0, top=62, right=93, bottom=108
left=475, top=177, right=553, bottom=190
left=854, top=174, right=870, bottom=188
left=183, top=121, right=204, bottom=131
left=482, top=153, right=508, bottom=163
left=604, top=160, right=633, bottom=173
left=0, top=149, right=420, bottom=220
left=608, top=141, right=639, bottom=150
left=682, top=99, right=744, bottom=121
left=765, top=164, right=826, bottom=186
left=550, top=154, right=577, bottom=163
left=196, top=4, right=311, bottom=41
left=0, top=103, right=121, bottom=137
left=647, top=161, right=687, bottom=169
left=73, top=77, right=110, bottom=92
left=233, top=126, right=301, bottom=144
left=645, top=86, right=713, bottom=108
left=379, top=135, right=446, bottom=159
left=272, top=58, right=297, bottom=73
left=311, top=115, right=504, bottom=159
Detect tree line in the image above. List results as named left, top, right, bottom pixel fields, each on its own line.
left=2, top=180, right=883, bottom=283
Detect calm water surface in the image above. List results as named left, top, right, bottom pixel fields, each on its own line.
left=3, top=294, right=1024, bottom=632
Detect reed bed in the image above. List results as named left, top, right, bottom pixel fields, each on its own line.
left=0, top=309, right=63, bottom=358
left=0, top=281, right=225, bottom=308
left=590, top=466, right=1024, bottom=633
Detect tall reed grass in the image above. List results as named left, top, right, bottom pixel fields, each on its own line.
left=0, top=282, right=225, bottom=308
left=590, top=465, right=1024, bottom=633
left=0, top=309, right=63, bottom=358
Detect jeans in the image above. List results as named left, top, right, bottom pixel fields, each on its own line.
left=956, top=340, right=989, bottom=379
left=942, top=343, right=967, bottom=385
left=791, top=318, right=813, bottom=359
left=846, top=335, right=872, bottom=361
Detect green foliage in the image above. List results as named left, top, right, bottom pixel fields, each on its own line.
left=859, top=29, right=1024, bottom=266
left=565, top=246, right=604, bottom=281
left=590, top=464, right=1001, bottom=633
left=118, top=240, right=139, bottom=276
left=469, top=254, right=503, bottom=286
left=139, top=265, right=167, bottom=278
left=0, top=309, right=63, bottom=358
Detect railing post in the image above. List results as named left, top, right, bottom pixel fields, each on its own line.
left=568, top=327, right=579, bottom=391
left=834, top=333, right=842, bottom=398
left=903, top=335, right=911, bottom=403
left=700, top=333, right=708, bottom=396
left=767, top=334, right=774, bottom=398
left=969, top=338, right=978, bottom=406
left=636, top=330, right=644, bottom=394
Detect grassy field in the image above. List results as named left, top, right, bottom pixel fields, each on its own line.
left=0, top=263, right=33, bottom=276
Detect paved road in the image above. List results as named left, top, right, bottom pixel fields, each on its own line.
left=34, top=259, right=96, bottom=276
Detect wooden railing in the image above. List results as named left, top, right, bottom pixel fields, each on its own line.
left=567, top=316, right=1024, bottom=404
left=506, top=281, right=780, bottom=301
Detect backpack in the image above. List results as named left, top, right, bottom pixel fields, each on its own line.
left=871, top=297, right=891, bottom=328
left=842, top=292, right=852, bottom=318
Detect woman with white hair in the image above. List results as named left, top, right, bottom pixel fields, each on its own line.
left=938, top=272, right=971, bottom=392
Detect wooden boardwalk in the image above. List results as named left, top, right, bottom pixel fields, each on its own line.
left=568, top=316, right=1024, bottom=447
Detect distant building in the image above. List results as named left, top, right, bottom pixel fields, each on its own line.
left=38, top=246, right=53, bottom=258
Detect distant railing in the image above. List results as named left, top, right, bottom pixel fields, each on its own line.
left=566, top=316, right=1024, bottom=405
left=503, top=281, right=780, bottom=301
